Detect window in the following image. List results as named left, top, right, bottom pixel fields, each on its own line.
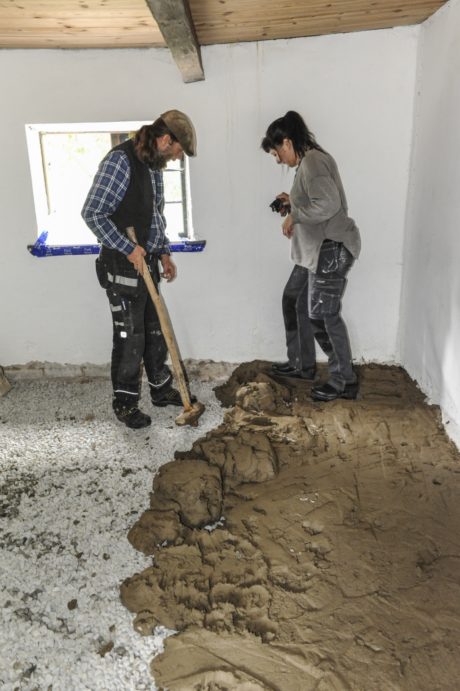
left=25, top=122, right=194, bottom=246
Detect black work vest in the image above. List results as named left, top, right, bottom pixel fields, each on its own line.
left=109, top=139, right=153, bottom=249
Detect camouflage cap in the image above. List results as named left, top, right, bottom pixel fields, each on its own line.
left=161, top=109, right=197, bottom=157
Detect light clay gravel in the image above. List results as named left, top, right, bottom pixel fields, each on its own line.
left=0, top=375, right=226, bottom=691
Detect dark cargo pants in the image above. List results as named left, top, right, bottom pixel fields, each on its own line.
left=282, top=240, right=356, bottom=391
left=103, top=255, right=171, bottom=408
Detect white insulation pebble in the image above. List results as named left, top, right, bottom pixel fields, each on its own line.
left=0, top=376, right=225, bottom=690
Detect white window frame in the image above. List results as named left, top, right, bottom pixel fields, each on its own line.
left=25, top=121, right=194, bottom=246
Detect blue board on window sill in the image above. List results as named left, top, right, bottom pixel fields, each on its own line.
left=27, top=231, right=206, bottom=257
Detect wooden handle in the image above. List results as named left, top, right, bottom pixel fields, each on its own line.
left=127, top=228, right=192, bottom=409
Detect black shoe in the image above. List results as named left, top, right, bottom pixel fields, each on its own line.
left=114, top=406, right=151, bottom=429
left=152, top=386, right=183, bottom=407
left=311, top=382, right=359, bottom=402
left=151, top=387, right=197, bottom=408
left=271, top=361, right=295, bottom=374
left=273, top=367, right=317, bottom=381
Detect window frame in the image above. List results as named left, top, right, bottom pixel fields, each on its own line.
left=25, top=121, right=194, bottom=245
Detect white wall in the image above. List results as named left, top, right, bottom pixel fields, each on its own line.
left=0, top=27, right=418, bottom=366
left=401, top=0, right=460, bottom=444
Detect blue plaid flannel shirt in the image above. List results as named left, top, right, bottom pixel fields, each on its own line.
left=81, top=149, right=170, bottom=255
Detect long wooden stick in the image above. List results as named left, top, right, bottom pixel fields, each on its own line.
left=126, top=228, right=192, bottom=411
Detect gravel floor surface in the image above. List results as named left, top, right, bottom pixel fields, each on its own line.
left=0, top=377, right=225, bottom=691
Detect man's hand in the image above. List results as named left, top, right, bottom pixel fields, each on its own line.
left=127, top=244, right=147, bottom=273
left=282, top=214, right=295, bottom=239
left=160, top=254, right=177, bottom=282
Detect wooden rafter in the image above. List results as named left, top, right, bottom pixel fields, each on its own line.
left=144, top=0, right=204, bottom=83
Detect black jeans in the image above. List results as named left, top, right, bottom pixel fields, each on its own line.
left=105, top=256, right=170, bottom=408
left=282, top=240, right=356, bottom=391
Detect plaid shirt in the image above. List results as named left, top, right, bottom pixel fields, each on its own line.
left=81, top=149, right=170, bottom=255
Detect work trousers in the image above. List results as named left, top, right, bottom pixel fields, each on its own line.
left=282, top=240, right=356, bottom=391
left=105, top=256, right=171, bottom=408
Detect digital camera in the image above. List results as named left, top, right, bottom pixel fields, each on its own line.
left=269, top=198, right=291, bottom=214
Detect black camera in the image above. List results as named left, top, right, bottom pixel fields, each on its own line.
left=269, top=198, right=291, bottom=214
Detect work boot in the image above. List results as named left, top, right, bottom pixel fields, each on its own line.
left=271, top=361, right=295, bottom=373
left=272, top=367, right=317, bottom=381
left=151, top=386, right=183, bottom=408
left=311, top=381, right=359, bottom=402
left=113, top=404, right=151, bottom=429
left=151, top=383, right=198, bottom=408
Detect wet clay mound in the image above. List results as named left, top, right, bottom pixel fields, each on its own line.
left=121, top=365, right=460, bottom=691
left=214, top=360, right=427, bottom=408
left=213, top=359, right=274, bottom=407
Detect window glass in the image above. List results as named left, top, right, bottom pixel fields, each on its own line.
left=164, top=203, right=185, bottom=238
left=26, top=123, right=193, bottom=246
left=163, top=169, right=183, bottom=203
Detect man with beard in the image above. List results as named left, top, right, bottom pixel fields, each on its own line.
left=82, top=110, right=197, bottom=429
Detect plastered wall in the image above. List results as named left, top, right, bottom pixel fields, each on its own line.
left=401, top=0, right=460, bottom=444
left=0, top=27, right=418, bottom=366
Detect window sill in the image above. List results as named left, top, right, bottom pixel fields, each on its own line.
left=27, top=232, right=206, bottom=257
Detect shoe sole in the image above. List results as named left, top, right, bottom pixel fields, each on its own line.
left=126, top=422, right=151, bottom=428
left=152, top=396, right=197, bottom=408
left=117, top=418, right=151, bottom=428
left=151, top=401, right=183, bottom=408
left=311, top=390, right=359, bottom=402
left=270, top=372, right=317, bottom=382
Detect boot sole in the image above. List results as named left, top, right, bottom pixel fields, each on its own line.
left=117, top=418, right=151, bottom=428
left=151, top=401, right=183, bottom=408
left=311, top=389, right=359, bottom=402
left=271, top=371, right=317, bottom=382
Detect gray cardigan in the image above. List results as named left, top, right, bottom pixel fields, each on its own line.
left=289, top=149, right=361, bottom=272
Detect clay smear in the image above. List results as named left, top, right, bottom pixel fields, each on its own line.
left=121, top=363, right=460, bottom=690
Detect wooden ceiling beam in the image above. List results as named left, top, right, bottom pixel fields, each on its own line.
left=144, top=0, right=204, bottom=83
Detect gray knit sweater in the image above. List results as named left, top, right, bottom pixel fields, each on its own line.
left=289, top=148, right=361, bottom=272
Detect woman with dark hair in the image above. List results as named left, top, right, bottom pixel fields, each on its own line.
left=262, top=111, right=361, bottom=401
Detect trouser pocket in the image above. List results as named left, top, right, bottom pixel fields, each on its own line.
left=309, top=276, right=346, bottom=318
left=316, top=241, right=354, bottom=278
left=106, top=267, right=142, bottom=297
left=108, top=290, right=135, bottom=337
left=107, top=257, right=160, bottom=297
left=96, top=251, right=141, bottom=296
left=95, top=257, right=110, bottom=289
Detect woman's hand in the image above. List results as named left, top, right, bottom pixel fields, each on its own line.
left=282, top=214, right=295, bottom=239
left=160, top=254, right=177, bottom=282
left=277, top=192, right=290, bottom=204
left=277, top=192, right=291, bottom=217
